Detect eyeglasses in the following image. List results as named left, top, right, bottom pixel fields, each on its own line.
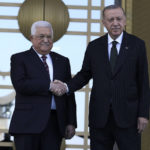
left=34, top=34, right=52, bottom=40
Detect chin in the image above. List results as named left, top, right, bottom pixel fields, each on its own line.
left=41, top=47, right=50, bottom=51
left=41, top=49, right=50, bottom=54
left=113, top=32, right=121, bottom=37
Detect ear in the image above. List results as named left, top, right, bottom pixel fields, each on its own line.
left=30, top=35, right=33, bottom=42
left=102, top=19, right=105, bottom=26
left=125, top=17, right=127, bottom=25
left=124, top=17, right=127, bottom=26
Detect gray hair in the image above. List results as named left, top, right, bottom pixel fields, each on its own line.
left=31, top=21, right=53, bottom=39
left=102, top=5, right=126, bottom=19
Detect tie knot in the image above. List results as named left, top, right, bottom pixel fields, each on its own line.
left=112, top=41, right=118, bottom=47
left=41, top=55, right=47, bottom=61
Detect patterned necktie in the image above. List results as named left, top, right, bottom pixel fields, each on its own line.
left=41, top=55, right=50, bottom=76
left=110, top=41, right=118, bottom=73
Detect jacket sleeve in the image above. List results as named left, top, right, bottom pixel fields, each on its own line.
left=65, top=58, right=77, bottom=127
left=67, top=43, right=92, bottom=94
left=137, top=40, right=150, bottom=119
left=10, top=54, right=50, bottom=95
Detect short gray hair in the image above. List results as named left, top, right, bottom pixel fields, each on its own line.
left=102, top=5, right=126, bottom=19
left=31, top=21, right=53, bottom=39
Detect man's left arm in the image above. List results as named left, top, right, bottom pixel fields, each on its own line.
left=137, top=40, right=150, bottom=133
left=64, top=58, right=77, bottom=138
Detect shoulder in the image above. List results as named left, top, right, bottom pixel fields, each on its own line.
left=50, top=52, right=71, bottom=68
left=11, top=49, right=31, bottom=60
left=126, top=32, right=145, bottom=45
left=85, top=34, right=107, bottom=55
left=50, top=51, right=69, bottom=61
left=125, top=32, right=146, bottom=55
left=89, top=34, right=107, bottom=46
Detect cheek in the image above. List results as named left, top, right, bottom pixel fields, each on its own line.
left=49, top=43, right=53, bottom=49
left=105, top=24, right=111, bottom=30
left=48, top=41, right=53, bottom=47
left=37, top=42, right=42, bottom=47
left=120, top=21, right=126, bottom=27
left=33, top=42, right=40, bottom=48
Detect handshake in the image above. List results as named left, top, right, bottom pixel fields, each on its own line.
left=50, top=80, right=68, bottom=96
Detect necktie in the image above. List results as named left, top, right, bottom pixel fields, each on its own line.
left=110, top=41, right=118, bottom=73
left=42, top=55, right=55, bottom=109
left=41, top=55, right=50, bottom=76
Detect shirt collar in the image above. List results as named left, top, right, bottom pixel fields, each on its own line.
left=108, top=32, right=123, bottom=45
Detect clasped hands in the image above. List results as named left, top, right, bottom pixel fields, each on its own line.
left=50, top=80, right=67, bottom=96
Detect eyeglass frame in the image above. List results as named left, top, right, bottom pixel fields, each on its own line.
left=33, top=34, right=53, bottom=40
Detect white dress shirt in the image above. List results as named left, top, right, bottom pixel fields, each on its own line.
left=108, top=32, right=123, bottom=60
left=33, top=48, right=56, bottom=109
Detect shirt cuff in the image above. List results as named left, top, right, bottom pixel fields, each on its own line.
left=64, top=83, right=69, bottom=93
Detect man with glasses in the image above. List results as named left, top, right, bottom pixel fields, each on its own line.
left=9, top=21, right=77, bottom=150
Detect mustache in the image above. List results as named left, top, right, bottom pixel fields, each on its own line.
left=41, top=42, right=50, bottom=46
left=111, top=27, right=120, bottom=29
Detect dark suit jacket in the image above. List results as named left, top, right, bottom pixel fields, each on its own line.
left=9, top=48, right=77, bottom=136
left=68, top=31, right=150, bottom=128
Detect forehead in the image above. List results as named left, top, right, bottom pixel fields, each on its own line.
left=104, top=8, right=125, bottom=18
left=35, top=27, right=51, bottom=35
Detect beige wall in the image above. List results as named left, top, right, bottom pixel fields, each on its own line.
left=132, top=0, right=150, bottom=150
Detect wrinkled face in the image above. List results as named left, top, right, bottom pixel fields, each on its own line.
left=30, top=27, right=53, bottom=55
left=102, top=8, right=126, bottom=40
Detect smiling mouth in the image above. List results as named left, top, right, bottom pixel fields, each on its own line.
left=41, top=43, right=50, bottom=46
left=112, top=28, right=120, bottom=30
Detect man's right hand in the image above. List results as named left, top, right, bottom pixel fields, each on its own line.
left=50, top=80, right=67, bottom=96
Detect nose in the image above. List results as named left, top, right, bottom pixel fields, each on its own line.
left=113, top=19, right=118, bottom=25
left=43, top=36, right=49, bottom=42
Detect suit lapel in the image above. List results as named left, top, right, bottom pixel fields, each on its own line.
left=102, top=34, right=112, bottom=78
left=28, top=48, right=50, bottom=79
left=113, top=31, right=129, bottom=76
left=50, top=52, right=59, bottom=80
